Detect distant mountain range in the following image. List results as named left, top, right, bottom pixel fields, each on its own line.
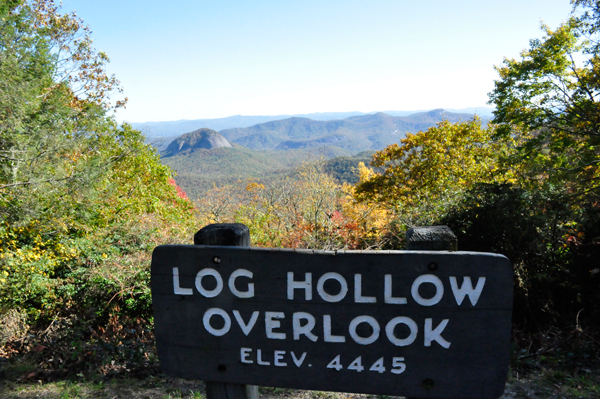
left=217, top=109, right=487, bottom=154
left=161, top=108, right=492, bottom=199
left=132, top=107, right=494, bottom=139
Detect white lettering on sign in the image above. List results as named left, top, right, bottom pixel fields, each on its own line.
left=287, top=272, right=312, bottom=300
left=284, top=272, right=483, bottom=305
left=411, top=274, right=444, bottom=306
left=384, top=274, right=407, bottom=304
left=385, top=316, right=418, bottom=347
left=173, top=267, right=193, bottom=295
left=188, top=272, right=480, bottom=350
left=317, top=272, right=348, bottom=302
left=293, top=312, right=318, bottom=342
left=348, top=316, right=380, bottom=345
left=195, top=268, right=223, bottom=298
left=233, top=310, right=259, bottom=336
left=241, top=347, right=253, bottom=364
left=228, top=269, right=254, bottom=298
left=241, top=348, right=308, bottom=367
left=323, top=315, right=346, bottom=343
left=257, top=349, right=270, bottom=365
left=354, top=274, right=376, bottom=303
left=424, top=318, right=451, bottom=348
left=391, top=357, right=406, bottom=374
left=203, top=308, right=231, bottom=336
left=370, top=357, right=385, bottom=373
left=291, top=351, right=307, bottom=367
left=174, top=268, right=257, bottom=297
left=274, top=350, right=287, bottom=366
left=327, top=354, right=343, bottom=370
left=201, top=308, right=451, bottom=349
left=240, top=348, right=413, bottom=374
left=265, top=312, right=286, bottom=340
left=348, top=356, right=364, bottom=372
left=450, top=276, right=486, bottom=306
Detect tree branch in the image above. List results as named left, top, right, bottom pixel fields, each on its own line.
left=0, top=174, right=73, bottom=190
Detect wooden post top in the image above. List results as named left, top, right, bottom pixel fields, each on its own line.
left=406, top=226, right=457, bottom=251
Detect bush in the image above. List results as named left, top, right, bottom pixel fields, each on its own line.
left=442, top=183, right=600, bottom=332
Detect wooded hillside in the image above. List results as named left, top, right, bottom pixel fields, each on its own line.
left=162, top=110, right=484, bottom=199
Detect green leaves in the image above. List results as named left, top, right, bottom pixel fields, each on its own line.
left=489, top=15, right=600, bottom=195
left=0, top=1, right=197, bottom=324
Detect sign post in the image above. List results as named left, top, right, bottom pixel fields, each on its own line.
left=193, top=223, right=258, bottom=399
left=152, top=224, right=513, bottom=399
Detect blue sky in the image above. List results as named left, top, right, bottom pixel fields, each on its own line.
left=59, top=0, right=574, bottom=123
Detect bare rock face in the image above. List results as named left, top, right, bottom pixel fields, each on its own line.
left=164, top=128, right=231, bottom=156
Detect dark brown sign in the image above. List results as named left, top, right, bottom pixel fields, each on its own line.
left=151, top=246, right=513, bottom=399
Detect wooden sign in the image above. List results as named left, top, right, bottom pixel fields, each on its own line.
left=151, top=246, right=513, bottom=399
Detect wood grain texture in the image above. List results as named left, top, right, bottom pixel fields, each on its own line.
left=151, top=247, right=512, bottom=399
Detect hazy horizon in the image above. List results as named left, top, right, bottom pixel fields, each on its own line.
left=130, top=106, right=495, bottom=125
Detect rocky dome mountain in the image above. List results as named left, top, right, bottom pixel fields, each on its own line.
left=163, top=128, right=231, bottom=157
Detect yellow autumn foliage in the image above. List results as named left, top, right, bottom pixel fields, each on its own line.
left=354, top=118, right=515, bottom=222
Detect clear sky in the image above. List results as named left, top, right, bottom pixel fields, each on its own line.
left=59, top=0, right=574, bottom=123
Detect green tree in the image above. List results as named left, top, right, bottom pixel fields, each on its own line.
left=0, top=0, right=124, bottom=225
left=489, top=3, right=600, bottom=196
left=457, top=0, right=600, bottom=332
left=0, top=0, right=196, bottom=322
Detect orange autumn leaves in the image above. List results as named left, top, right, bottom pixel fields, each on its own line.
left=194, top=118, right=512, bottom=250
left=196, top=163, right=391, bottom=250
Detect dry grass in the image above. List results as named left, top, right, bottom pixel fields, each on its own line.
left=0, top=376, right=204, bottom=398
left=1, top=370, right=599, bottom=399
left=0, top=310, right=29, bottom=346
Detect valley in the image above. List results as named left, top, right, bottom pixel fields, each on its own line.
left=159, top=109, right=488, bottom=199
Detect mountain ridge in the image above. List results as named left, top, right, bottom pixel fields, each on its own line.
left=135, top=107, right=494, bottom=138
left=217, top=109, right=482, bottom=153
